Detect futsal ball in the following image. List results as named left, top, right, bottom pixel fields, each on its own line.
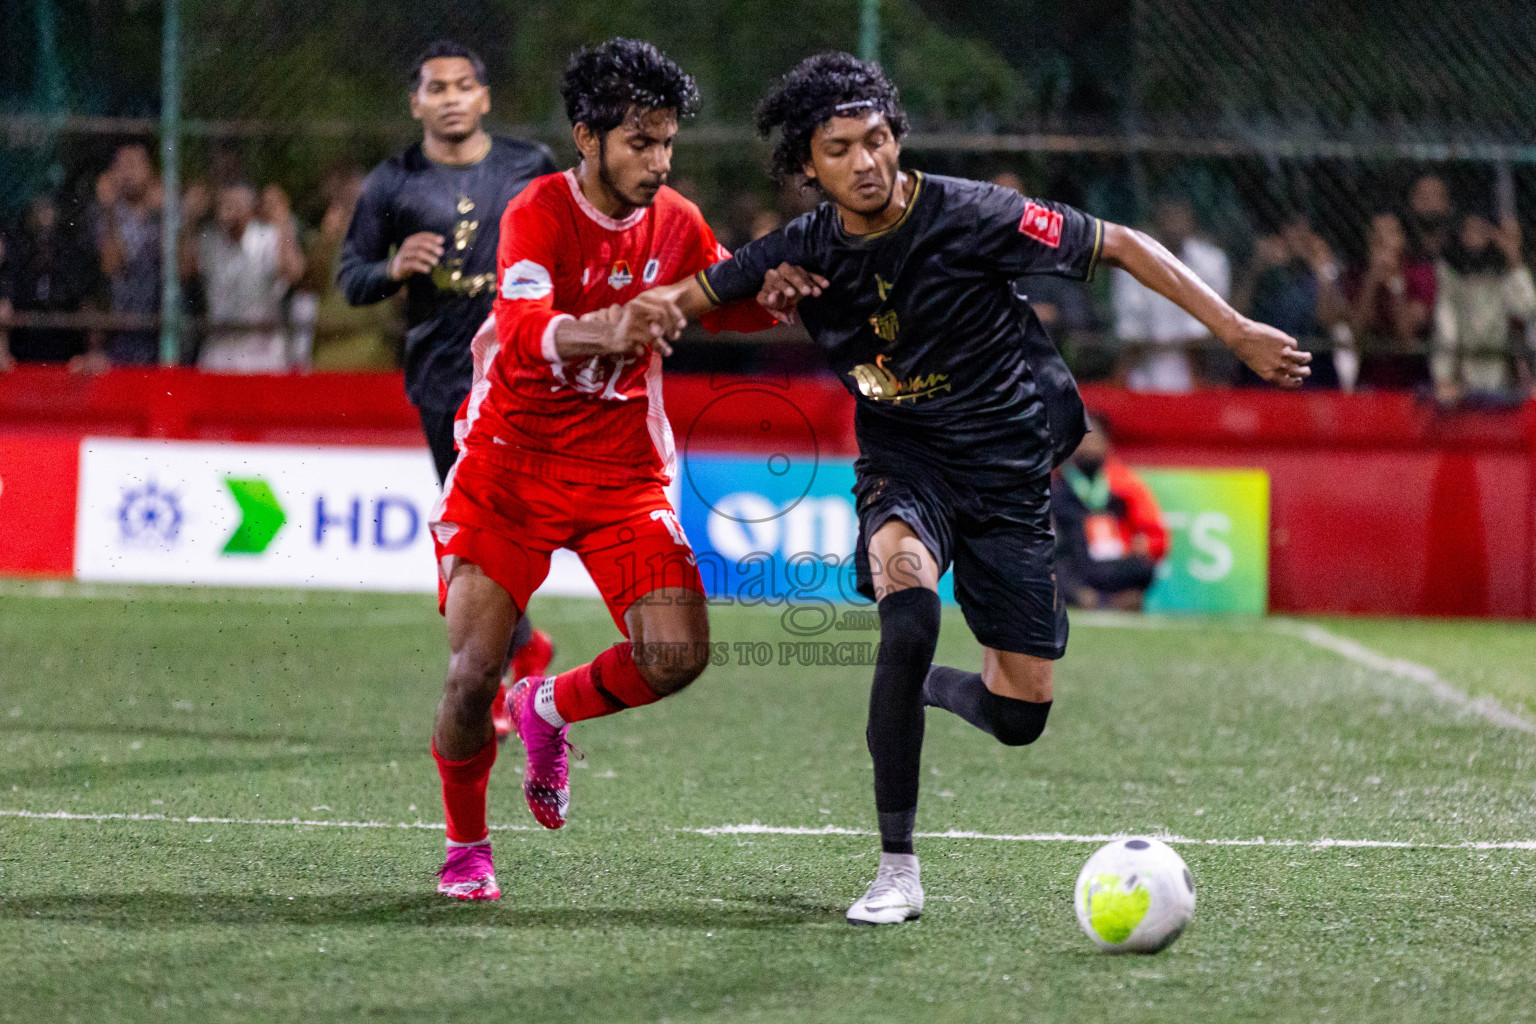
left=1074, top=837, right=1196, bottom=953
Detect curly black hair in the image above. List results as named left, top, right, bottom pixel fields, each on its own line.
left=755, top=52, right=909, bottom=184
left=560, top=38, right=700, bottom=135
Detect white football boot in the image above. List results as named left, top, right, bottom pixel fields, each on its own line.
left=846, top=852, right=924, bottom=925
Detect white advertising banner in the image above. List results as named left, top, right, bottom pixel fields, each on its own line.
left=75, top=438, right=599, bottom=597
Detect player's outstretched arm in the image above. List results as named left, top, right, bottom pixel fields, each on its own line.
left=556, top=293, right=686, bottom=360
left=643, top=264, right=827, bottom=328
left=755, top=264, right=827, bottom=325
left=643, top=276, right=718, bottom=321
left=1100, top=223, right=1311, bottom=388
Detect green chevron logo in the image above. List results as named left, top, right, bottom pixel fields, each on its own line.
left=221, top=477, right=287, bottom=555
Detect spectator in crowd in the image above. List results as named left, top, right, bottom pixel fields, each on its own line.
left=721, top=191, right=784, bottom=250
left=295, top=166, right=400, bottom=370
left=1051, top=416, right=1169, bottom=611
left=1432, top=210, right=1536, bottom=405
left=1409, top=174, right=1455, bottom=262
left=1344, top=211, right=1435, bottom=390
left=1111, top=193, right=1231, bottom=392
left=1235, top=211, right=1348, bottom=388
left=0, top=195, right=105, bottom=370
left=182, top=180, right=304, bottom=372
left=92, top=142, right=163, bottom=366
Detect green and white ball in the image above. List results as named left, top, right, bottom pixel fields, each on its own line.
left=1074, top=837, right=1196, bottom=954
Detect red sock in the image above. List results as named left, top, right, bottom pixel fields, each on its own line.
left=551, top=643, right=661, bottom=724
left=432, top=739, right=497, bottom=844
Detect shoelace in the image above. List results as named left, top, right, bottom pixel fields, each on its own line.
left=439, top=846, right=494, bottom=880
left=864, top=867, right=915, bottom=905
left=524, top=722, right=584, bottom=784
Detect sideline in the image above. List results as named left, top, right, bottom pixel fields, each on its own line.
left=1075, top=611, right=1536, bottom=734
left=6, top=809, right=1536, bottom=851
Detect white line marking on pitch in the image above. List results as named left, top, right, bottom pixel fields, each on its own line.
left=0, top=809, right=529, bottom=832
left=690, top=823, right=1536, bottom=850
left=0, top=580, right=326, bottom=605
left=6, top=810, right=1536, bottom=851
left=1076, top=611, right=1535, bottom=734
left=1268, top=620, right=1535, bottom=734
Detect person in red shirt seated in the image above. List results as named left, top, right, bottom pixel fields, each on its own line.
left=1051, top=415, right=1169, bottom=611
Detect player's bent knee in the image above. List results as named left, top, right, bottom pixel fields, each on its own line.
left=982, top=691, right=1052, bottom=746
left=637, top=654, right=708, bottom=697
left=444, top=650, right=502, bottom=706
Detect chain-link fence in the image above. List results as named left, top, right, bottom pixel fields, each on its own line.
left=4, top=0, right=1535, bottom=394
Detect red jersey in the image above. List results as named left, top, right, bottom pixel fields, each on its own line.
left=457, top=169, right=774, bottom=485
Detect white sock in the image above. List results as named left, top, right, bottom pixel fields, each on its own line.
left=445, top=837, right=490, bottom=849
left=534, top=677, right=565, bottom=728
left=879, top=851, right=919, bottom=877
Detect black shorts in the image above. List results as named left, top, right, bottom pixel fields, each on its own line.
left=852, top=463, right=1068, bottom=660
left=418, top=403, right=460, bottom=486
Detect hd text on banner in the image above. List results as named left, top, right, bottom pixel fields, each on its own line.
left=73, top=437, right=602, bottom=596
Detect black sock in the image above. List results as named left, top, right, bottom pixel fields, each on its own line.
left=922, top=665, right=1052, bottom=746
left=868, top=588, right=941, bottom=854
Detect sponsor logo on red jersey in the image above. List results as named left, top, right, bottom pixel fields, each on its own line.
left=1019, top=201, right=1063, bottom=248
left=642, top=258, right=660, bottom=284
left=501, top=260, right=553, bottom=300
left=608, top=261, right=633, bottom=289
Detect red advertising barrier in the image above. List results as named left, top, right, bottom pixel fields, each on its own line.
left=0, top=435, right=80, bottom=577
left=1081, top=388, right=1536, bottom=619
left=1, top=365, right=1532, bottom=618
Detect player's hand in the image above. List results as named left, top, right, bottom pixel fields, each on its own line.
left=608, top=305, right=657, bottom=358
left=618, top=291, right=687, bottom=357
left=388, top=232, right=445, bottom=281
left=579, top=304, right=624, bottom=325
left=756, top=263, right=828, bottom=325
left=1222, top=317, right=1311, bottom=388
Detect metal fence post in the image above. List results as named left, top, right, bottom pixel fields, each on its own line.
left=859, top=0, right=880, bottom=66
left=159, top=0, right=182, bottom=367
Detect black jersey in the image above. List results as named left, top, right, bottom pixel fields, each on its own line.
left=699, top=172, right=1101, bottom=483
left=338, top=136, right=557, bottom=410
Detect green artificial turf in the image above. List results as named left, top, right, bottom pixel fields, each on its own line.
left=2, top=582, right=1534, bottom=1022
left=1318, top=616, right=1536, bottom=717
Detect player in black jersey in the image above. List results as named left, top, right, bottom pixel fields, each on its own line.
left=340, top=40, right=556, bottom=479
left=639, top=52, right=1310, bottom=925
left=338, top=40, right=557, bottom=730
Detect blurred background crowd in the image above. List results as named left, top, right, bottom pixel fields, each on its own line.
left=5, top=0, right=1536, bottom=404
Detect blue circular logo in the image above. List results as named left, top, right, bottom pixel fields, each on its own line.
left=117, top=481, right=184, bottom=547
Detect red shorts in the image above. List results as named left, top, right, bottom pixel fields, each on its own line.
left=429, top=449, right=703, bottom=635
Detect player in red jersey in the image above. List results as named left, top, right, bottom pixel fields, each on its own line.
left=425, top=38, right=779, bottom=899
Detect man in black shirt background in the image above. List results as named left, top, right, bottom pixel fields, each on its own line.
left=340, top=40, right=556, bottom=478
left=339, top=40, right=556, bottom=725
left=640, top=52, right=1310, bottom=926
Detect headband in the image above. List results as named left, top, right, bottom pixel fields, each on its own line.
left=833, top=99, right=879, bottom=115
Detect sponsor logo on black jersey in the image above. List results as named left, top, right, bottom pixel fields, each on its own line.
left=848, top=354, right=951, bottom=403
left=1019, top=200, right=1064, bottom=248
